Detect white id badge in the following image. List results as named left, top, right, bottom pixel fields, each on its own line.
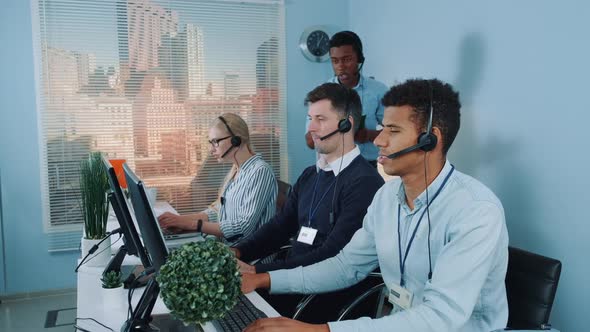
left=297, top=226, right=318, bottom=245
left=388, top=283, right=414, bottom=312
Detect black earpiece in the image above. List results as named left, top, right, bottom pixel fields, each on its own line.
left=337, top=117, right=352, bottom=134
left=218, top=116, right=242, bottom=147
left=386, top=81, right=438, bottom=159
left=319, top=89, right=353, bottom=141
left=218, top=116, right=242, bottom=158
left=419, top=80, right=437, bottom=151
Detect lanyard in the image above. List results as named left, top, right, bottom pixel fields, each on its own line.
left=397, top=165, right=455, bottom=286
left=308, top=171, right=336, bottom=227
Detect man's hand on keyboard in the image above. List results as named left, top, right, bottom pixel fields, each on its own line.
left=237, top=259, right=256, bottom=274
left=243, top=317, right=329, bottom=332
left=241, top=272, right=270, bottom=294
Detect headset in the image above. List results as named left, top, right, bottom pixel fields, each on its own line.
left=387, top=80, right=440, bottom=282
left=319, top=89, right=353, bottom=141
left=218, top=116, right=242, bottom=158
left=386, top=81, right=438, bottom=159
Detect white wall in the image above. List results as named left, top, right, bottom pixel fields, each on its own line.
left=350, top=1, right=590, bottom=330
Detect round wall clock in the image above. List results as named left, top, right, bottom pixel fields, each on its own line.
left=299, top=26, right=331, bottom=62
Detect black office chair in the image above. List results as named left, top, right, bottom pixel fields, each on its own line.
left=504, top=246, right=561, bottom=330
left=276, top=180, right=292, bottom=213
left=335, top=247, right=562, bottom=331
left=293, top=272, right=385, bottom=323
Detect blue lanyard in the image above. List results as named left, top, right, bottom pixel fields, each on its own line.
left=397, top=165, right=455, bottom=286
left=308, top=171, right=336, bottom=227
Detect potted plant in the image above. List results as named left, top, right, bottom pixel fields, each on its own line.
left=101, top=270, right=123, bottom=289
left=101, top=270, right=125, bottom=307
left=157, top=239, right=241, bottom=325
left=79, top=151, right=111, bottom=267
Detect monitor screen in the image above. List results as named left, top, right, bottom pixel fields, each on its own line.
left=123, top=163, right=169, bottom=271
left=102, top=157, right=151, bottom=268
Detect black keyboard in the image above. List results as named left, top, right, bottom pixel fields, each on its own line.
left=215, top=294, right=268, bottom=332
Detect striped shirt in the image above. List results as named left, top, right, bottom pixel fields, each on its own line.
left=204, top=154, right=277, bottom=245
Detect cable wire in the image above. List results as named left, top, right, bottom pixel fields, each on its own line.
left=74, top=317, right=114, bottom=331
left=424, top=152, right=433, bottom=280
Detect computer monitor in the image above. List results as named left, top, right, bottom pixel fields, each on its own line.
left=122, top=163, right=169, bottom=331
left=102, top=157, right=151, bottom=277
left=123, top=164, right=168, bottom=270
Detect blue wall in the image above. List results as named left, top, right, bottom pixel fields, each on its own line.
left=5, top=2, right=583, bottom=329
left=285, top=0, right=349, bottom=180
left=0, top=0, right=81, bottom=295
left=349, top=0, right=590, bottom=330
left=0, top=0, right=348, bottom=295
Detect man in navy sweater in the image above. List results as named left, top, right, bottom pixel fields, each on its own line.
left=234, top=82, right=384, bottom=318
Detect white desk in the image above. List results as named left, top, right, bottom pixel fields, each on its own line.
left=78, top=201, right=279, bottom=330
left=76, top=257, right=279, bottom=331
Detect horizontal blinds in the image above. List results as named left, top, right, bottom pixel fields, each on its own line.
left=35, top=0, right=287, bottom=229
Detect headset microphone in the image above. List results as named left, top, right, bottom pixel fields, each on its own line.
left=220, top=146, right=235, bottom=158
left=319, top=128, right=341, bottom=141
left=385, top=82, right=437, bottom=159
left=386, top=139, right=433, bottom=159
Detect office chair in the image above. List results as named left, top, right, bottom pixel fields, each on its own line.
left=276, top=180, right=292, bottom=213
left=335, top=247, right=562, bottom=331
left=293, top=272, right=385, bottom=323
left=504, top=246, right=561, bottom=330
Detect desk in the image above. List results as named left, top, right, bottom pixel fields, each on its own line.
left=76, top=257, right=279, bottom=331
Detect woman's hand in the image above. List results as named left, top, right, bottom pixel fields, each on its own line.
left=157, top=212, right=196, bottom=231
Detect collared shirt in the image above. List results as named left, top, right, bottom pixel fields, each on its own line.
left=327, top=74, right=388, bottom=161
left=236, top=154, right=384, bottom=273
left=204, top=154, right=277, bottom=246
left=270, top=161, right=509, bottom=332
left=315, top=146, right=361, bottom=176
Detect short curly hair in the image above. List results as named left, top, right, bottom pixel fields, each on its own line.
left=329, top=31, right=365, bottom=64
left=382, top=78, right=461, bottom=154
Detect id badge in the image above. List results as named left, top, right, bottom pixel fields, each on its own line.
left=297, top=226, right=318, bottom=245
left=388, top=283, right=414, bottom=312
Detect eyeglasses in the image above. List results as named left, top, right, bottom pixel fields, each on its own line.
left=208, top=136, right=231, bottom=147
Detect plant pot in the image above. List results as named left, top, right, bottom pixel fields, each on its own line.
left=102, top=285, right=126, bottom=309
left=81, top=237, right=112, bottom=267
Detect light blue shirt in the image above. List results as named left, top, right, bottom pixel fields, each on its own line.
left=270, top=161, right=509, bottom=332
left=306, top=74, right=388, bottom=161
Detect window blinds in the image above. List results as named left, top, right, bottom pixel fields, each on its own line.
left=34, top=0, right=287, bottom=232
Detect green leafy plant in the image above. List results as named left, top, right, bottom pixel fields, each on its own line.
left=157, top=239, right=241, bottom=325
left=101, top=270, right=123, bottom=289
left=79, top=151, right=110, bottom=240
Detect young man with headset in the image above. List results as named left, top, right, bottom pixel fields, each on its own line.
left=242, top=79, right=509, bottom=332
left=234, top=82, right=384, bottom=317
left=305, top=31, right=388, bottom=167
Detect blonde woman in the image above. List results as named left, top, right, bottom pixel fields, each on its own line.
left=158, top=113, right=277, bottom=245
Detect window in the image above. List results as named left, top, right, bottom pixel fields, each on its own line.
left=33, top=0, right=287, bottom=242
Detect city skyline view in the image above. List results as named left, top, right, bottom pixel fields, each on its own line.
left=36, top=0, right=286, bottom=226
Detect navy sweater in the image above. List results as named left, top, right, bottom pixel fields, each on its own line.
left=236, top=155, right=384, bottom=273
